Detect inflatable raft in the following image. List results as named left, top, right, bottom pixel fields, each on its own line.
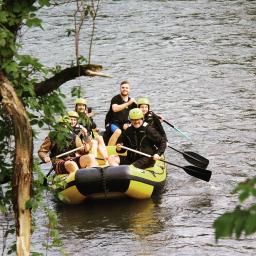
left=52, top=158, right=167, bottom=205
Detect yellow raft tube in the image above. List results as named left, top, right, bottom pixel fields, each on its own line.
left=53, top=146, right=167, bottom=204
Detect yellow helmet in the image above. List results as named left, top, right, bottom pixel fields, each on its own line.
left=137, top=98, right=150, bottom=106
left=129, top=108, right=144, bottom=120
left=75, top=98, right=87, bottom=105
left=68, top=111, right=79, bottom=118
left=57, top=115, right=70, bottom=123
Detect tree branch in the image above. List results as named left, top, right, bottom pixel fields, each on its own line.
left=34, top=64, right=112, bottom=96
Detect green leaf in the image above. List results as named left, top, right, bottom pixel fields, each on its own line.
left=25, top=18, right=42, bottom=28
left=39, top=0, right=51, bottom=7
left=0, top=38, right=6, bottom=47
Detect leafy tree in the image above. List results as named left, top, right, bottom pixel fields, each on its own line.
left=0, top=0, right=107, bottom=255
left=214, top=178, right=256, bottom=240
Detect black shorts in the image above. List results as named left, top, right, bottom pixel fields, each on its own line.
left=54, top=156, right=82, bottom=174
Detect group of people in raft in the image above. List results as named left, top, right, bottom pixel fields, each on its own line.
left=38, top=80, right=167, bottom=175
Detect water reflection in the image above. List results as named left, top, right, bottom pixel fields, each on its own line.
left=56, top=197, right=164, bottom=240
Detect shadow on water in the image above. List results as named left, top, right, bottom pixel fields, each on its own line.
left=55, top=196, right=165, bottom=240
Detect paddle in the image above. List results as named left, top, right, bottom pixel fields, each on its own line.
left=167, top=144, right=209, bottom=169
left=41, top=145, right=85, bottom=186
left=118, top=145, right=212, bottom=182
left=162, top=119, right=190, bottom=140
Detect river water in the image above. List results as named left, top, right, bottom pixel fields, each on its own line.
left=1, top=0, right=256, bottom=255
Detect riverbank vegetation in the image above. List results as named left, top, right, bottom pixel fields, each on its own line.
left=0, top=0, right=104, bottom=255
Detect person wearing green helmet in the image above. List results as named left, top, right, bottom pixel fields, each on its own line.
left=113, top=108, right=166, bottom=169
left=137, top=97, right=167, bottom=142
left=38, top=116, right=98, bottom=174
left=104, top=80, right=137, bottom=146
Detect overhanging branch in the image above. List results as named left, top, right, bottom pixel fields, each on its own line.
left=34, top=64, right=112, bottom=96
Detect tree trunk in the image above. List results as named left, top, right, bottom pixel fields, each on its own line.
left=0, top=73, right=33, bottom=256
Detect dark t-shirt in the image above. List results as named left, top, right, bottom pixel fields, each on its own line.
left=105, top=94, right=136, bottom=127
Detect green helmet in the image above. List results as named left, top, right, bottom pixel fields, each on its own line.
left=75, top=98, right=87, bottom=105
left=68, top=111, right=79, bottom=118
left=57, top=115, right=70, bottom=123
left=129, top=108, right=144, bottom=120
left=137, top=98, right=150, bottom=106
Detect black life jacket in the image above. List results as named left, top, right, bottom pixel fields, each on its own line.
left=123, top=123, right=157, bottom=162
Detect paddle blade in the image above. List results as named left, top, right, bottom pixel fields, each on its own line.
left=183, top=151, right=209, bottom=169
left=183, top=165, right=212, bottom=182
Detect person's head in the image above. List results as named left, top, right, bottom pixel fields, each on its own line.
left=120, top=80, right=130, bottom=97
left=74, top=98, right=87, bottom=113
left=129, top=108, right=144, bottom=129
left=57, top=115, right=70, bottom=125
left=137, top=98, right=150, bottom=115
left=68, top=111, right=79, bottom=127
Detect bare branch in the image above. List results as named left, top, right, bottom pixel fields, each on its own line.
left=34, top=64, right=112, bottom=96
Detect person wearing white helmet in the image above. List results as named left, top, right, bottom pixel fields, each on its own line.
left=38, top=116, right=98, bottom=174
left=114, top=108, right=166, bottom=169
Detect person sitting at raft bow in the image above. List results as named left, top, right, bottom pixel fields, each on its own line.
left=105, top=80, right=137, bottom=146
left=68, top=110, right=111, bottom=165
left=38, top=116, right=98, bottom=174
left=114, top=108, right=167, bottom=169
left=137, top=97, right=167, bottom=142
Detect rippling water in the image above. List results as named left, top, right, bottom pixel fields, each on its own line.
left=1, top=0, right=256, bottom=255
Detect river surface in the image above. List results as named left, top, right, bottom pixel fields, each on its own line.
left=1, top=0, right=256, bottom=255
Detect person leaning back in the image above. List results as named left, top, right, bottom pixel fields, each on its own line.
left=105, top=80, right=137, bottom=145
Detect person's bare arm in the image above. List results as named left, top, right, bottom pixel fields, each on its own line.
left=112, top=98, right=136, bottom=112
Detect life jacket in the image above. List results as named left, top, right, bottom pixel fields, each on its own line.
left=144, top=111, right=154, bottom=125
left=72, top=124, right=91, bottom=143
left=123, top=122, right=157, bottom=162
left=49, top=132, right=77, bottom=160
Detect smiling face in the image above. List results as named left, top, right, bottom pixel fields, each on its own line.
left=120, top=83, right=130, bottom=97
left=70, top=117, right=78, bottom=127
left=130, top=118, right=143, bottom=128
left=139, top=104, right=149, bottom=115
left=76, top=103, right=86, bottom=113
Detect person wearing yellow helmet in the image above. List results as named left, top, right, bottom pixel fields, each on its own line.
left=112, top=108, right=166, bottom=169
left=137, top=97, right=167, bottom=142
left=73, top=100, right=111, bottom=165
left=38, top=116, right=98, bottom=174
left=104, top=80, right=137, bottom=146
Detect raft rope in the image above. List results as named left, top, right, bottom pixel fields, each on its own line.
left=100, top=167, right=108, bottom=199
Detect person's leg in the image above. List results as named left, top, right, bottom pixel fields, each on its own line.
left=64, top=160, right=79, bottom=173
left=79, top=154, right=98, bottom=168
left=107, top=123, right=122, bottom=146
left=108, top=128, right=122, bottom=146
left=108, top=155, right=120, bottom=166
left=96, top=135, right=109, bottom=162
left=132, top=157, right=155, bottom=169
left=90, top=139, right=98, bottom=157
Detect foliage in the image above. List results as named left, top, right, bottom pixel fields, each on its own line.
left=213, top=178, right=256, bottom=240
left=0, top=0, right=102, bottom=254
